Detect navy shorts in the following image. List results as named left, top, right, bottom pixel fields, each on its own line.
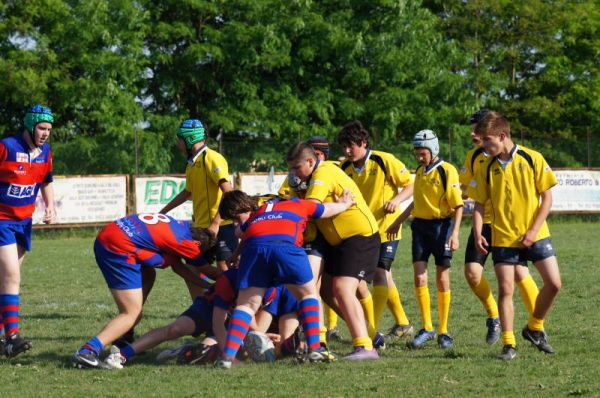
left=377, top=240, right=399, bottom=271
left=303, top=231, right=327, bottom=258
left=465, top=224, right=492, bottom=266
left=411, top=218, right=454, bottom=267
left=237, top=242, right=313, bottom=289
left=0, top=220, right=32, bottom=251
left=179, top=296, right=215, bottom=337
left=264, top=285, right=298, bottom=317
left=94, top=239, right=144, bottom=290
left=492, top=238, right=556, bottom=266
left=216, top=224, right=239, bottom=262
left=323, top=234, right=380, bottom=282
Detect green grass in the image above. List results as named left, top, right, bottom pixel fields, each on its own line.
left=1, top=219, right=599, bottom=397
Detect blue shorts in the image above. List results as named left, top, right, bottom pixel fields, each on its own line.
left=465, top=224, right=492, bottom=266
left=94, top=239, right=143, bottom=290
left=303, top=231, right=327, bottom=258
left=216, top=224, right=239, bottom=262
left=237, top=242, right=313, bottom=289
left=0, top=219, right=32, bottom=251
left=179, top=296, right=214, bottom=337
left=411, top=218, right=454, bottom=267
left=264, top=285, right=298, bottom=317
left=492, top=238, right=556, bottom=266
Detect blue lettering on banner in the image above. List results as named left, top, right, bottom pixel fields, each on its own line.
left=7, top=183, right=36, bottom=198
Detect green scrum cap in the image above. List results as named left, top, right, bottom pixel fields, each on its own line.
left=177, top=119, right=206, bottom=150
left=24, top=105, right=54, bottom=133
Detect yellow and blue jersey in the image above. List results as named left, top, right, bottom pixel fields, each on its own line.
left=341, top=149, right=413, bottom=242
left=460, top=147, right=493, bottom=224
left=185, top=146, right=231, bottom=228
left=412, top=159, right=463, bottom=220
left=305, top=161, right=378, bottom=246
left=467, top=144, right=557, bottom=248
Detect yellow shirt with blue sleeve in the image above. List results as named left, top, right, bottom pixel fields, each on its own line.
left=412, top=159, right=463, bottom=220
left=467, top=144, right=557, bottom=248
left=341, top=150, right=413, bottom=242
left=185, top=146, right=232, bottom=227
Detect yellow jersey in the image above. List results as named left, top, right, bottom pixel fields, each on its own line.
left=467, top=145, right=557, bottom=248
left=305, top=161, right=378, bottom=246
left=340, top=150, right=413, bottom=242
left=459, top=147, right=493, bottom=224
left=185, top=146, right=232, bottom=227
left=412, top=159, right=463, bottom=220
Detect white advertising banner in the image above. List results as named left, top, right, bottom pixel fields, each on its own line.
left=238, top=172, right=288, bottom=196
left=552, top=169, right=600, bottom=212
left=33, top=175, right=127, bottom=224
left=134, top=176, right=193, bottom=221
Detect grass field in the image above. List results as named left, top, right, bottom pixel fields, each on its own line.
left=1, top=219, right=599, bottom=397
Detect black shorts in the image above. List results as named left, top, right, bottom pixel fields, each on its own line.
left=216, top=224, right=239, bottom=262
left=323, top=234, right=380, bottom=282
left=465, top=224, right=492, bottom=266
left=411, top=218, right=453, bottom=267
left=492, top=238, right=556, bottom=266
left=304, top=231, right=327, bottom=258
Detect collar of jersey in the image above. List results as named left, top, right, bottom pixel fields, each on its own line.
left=352, top=149, right=371, bottom=174
left=188, top=145, right=208, bottom=164
left=423, top=158, right=443, bottom=175
left=493, top=144, right=518, bottom=165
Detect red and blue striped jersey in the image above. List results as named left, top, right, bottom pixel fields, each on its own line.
left=240, top=198, right=324, bottom=246
left=96, top=213, right=205, bottom=267
left=0, top=134, right=53, bottom=221
left=205, top=268, right=278, bottom=310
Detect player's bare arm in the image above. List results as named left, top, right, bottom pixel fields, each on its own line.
left=448, top=205, right=463, bottom=251
left=41, top=182, right=57, bottom=224
left=472, top=202, right=488, bottom=254
left=386, top=202, right=413, bottom=240
left=160, top=189, right=191, bottom=214
left=383, top=183, right=414, bottom=214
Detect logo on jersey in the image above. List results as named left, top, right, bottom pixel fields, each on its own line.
left=7, top=183, right=36, bottom=198
left=16, top=152, right=28, bottom=163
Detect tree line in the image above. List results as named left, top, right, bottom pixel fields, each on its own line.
left=1, top=0, right=598, bottom=174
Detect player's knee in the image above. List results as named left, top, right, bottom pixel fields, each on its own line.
left=414, top=274, right=427, bottom=287
left=464, top=268, right=480, bottom=287
left=166, top=322, right=187, bottom=339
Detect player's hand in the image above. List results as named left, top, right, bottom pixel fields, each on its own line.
left=43, top=208, right=56, bottom=224
left=519, top=230, right=537, bottom=248
left=448, top=232, right=460, bottom=252
left=335, top=189, right=356, bottom=208
left=474, top=234, right=489, bottom=254
left=386, top=223, right=400, bottom=241
left=383, top=198, right=401, bottom=214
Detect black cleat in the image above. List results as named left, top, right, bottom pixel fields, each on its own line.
left=498, top=345, right=517, bottom=361
left=72, top=350, right=101, bottom=368
left=4, top=333, right=32, bottom=358
left=522, top=326, right=555, bottom=354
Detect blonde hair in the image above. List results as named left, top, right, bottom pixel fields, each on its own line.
left=474, top=111, right=511, bottom=138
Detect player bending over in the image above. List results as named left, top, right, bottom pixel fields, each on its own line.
left=72, top=213, right=215, bottom=368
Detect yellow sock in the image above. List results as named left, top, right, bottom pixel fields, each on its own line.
left=517, top=275, right=539, bottom=316
left=528, top=317, right=545, bottom=332
left=387, top=285, right=410, bottom=325
left=415, top=286, right=433, bottom=331
left=323, top=303, right=338, bottom=330
left=359, top=294, right=377, bottom=339
left=471, top=276, right=499, bottom=318
left=352, top=336, right=373, bottom=350
left=372, top=285, right=388, bottom=329
left=437, top=290, right=451, bottom=334
left=502, top=331, right=516, bottom=347
left=319, top=326, right=327, bottom=344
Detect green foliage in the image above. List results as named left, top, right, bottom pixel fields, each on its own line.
left=0, top=1, right=598, bottom=173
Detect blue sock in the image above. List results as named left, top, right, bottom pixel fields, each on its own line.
left=80, top=336, right=103, bottom=355
left=120, top=343, right=136, bottom=360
